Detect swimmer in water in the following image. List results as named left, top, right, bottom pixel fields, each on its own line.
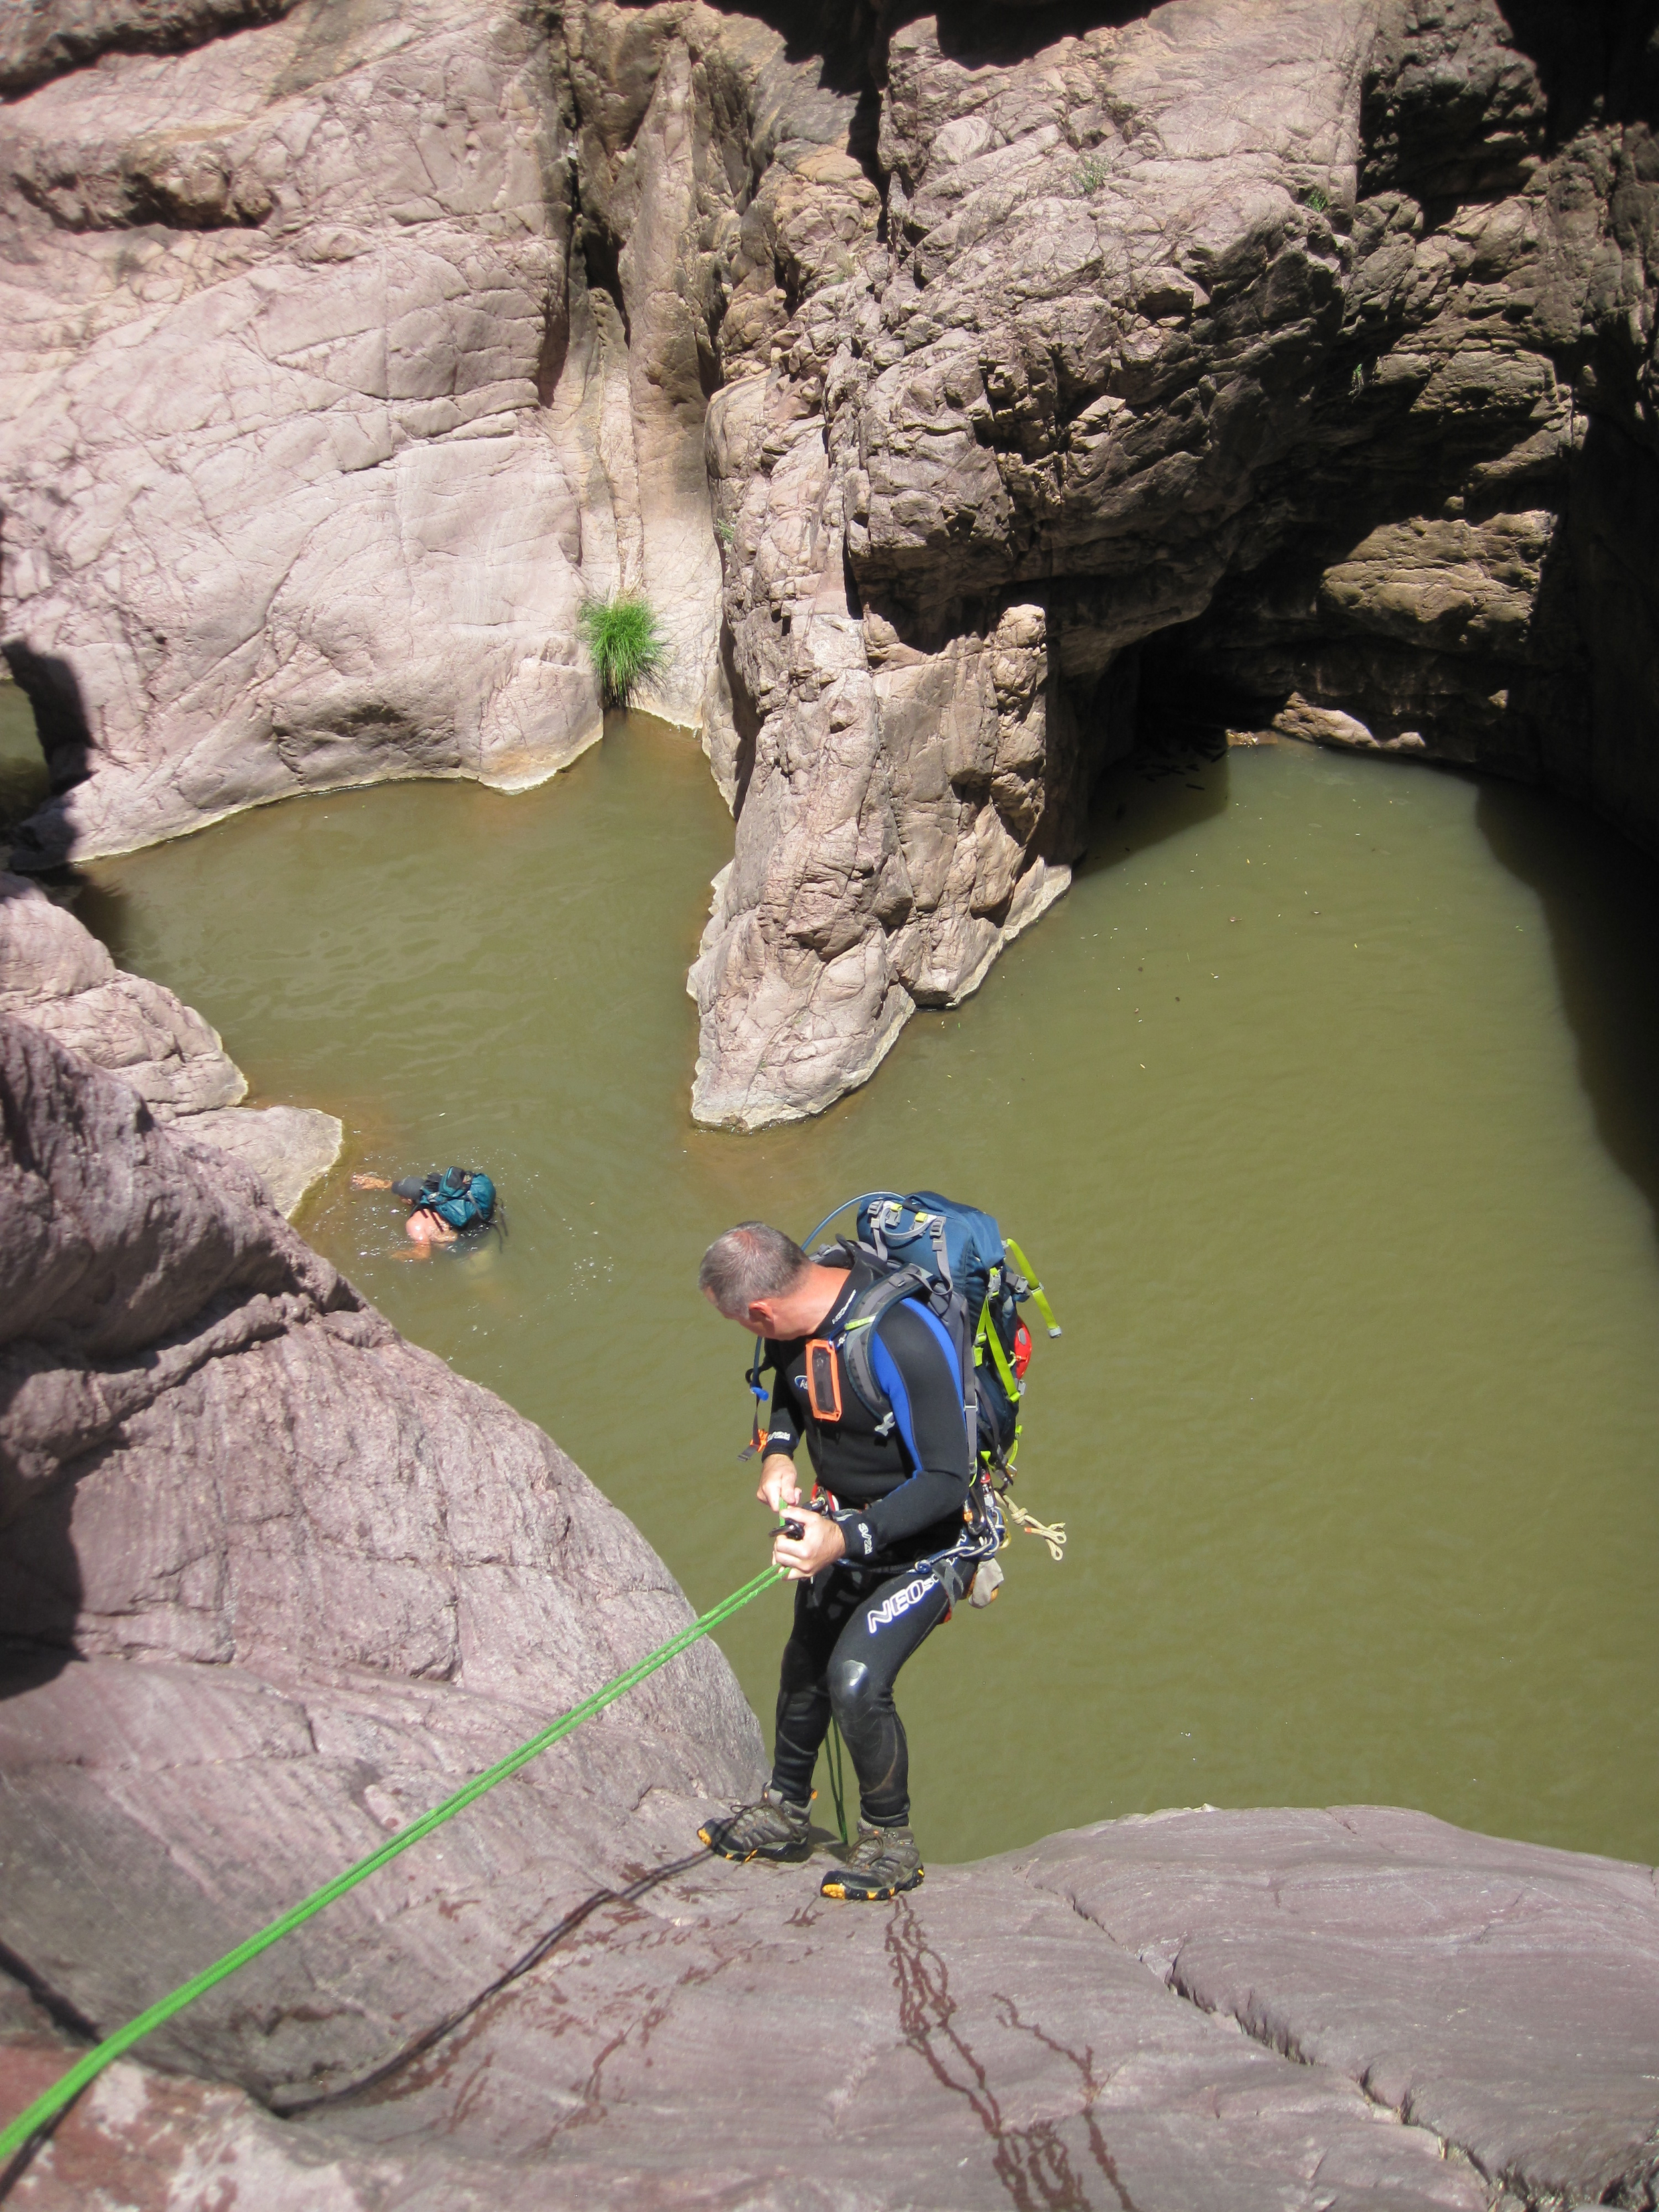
left=352, top=1166, right=497, bottom=1258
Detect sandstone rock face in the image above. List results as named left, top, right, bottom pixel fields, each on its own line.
left=0, top=0, right=303, bottom=101
left=1153, top=1, right=1659, bottom=829
left=0, top=1014, right=766, bottom=2105
left=1027, top=1805, right=1659, bottom=2211
left=4, top=1800, right=1654, bottom=2209
left=0, top=869, right=340, bottom=1213
left=4, top=0, right=1656, bottom=1118
left=690, top=0, right=1659, bottom=1124
left=0, top=0, right=740, bottom=860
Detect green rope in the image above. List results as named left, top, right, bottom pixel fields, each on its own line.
left=0, top=1564, right=784, bottom=2168
left=825, top=1718, right=849, bottom=1845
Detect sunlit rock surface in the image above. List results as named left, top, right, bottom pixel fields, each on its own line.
left=0, top=869, right=340, bottom=1213
left=3, top=1797, right=1655, bottom=2209
left=691, top=0, right=1659, bottom=1124
left=0, top=1014, right=766, bottom=2110
left=4, top=0, right=1654, bottom=1120
left=0, top=0, right=745, bottom=859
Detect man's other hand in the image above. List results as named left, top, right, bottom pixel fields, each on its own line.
left=772, top=1511, right=845, bottom=1580
left=757, top=1455, right=801, bottom=1514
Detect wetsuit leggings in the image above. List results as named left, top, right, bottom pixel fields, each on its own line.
left=770, top=1563, right=951, bottom=1828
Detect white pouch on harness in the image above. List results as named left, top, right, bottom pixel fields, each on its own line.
left=969, top=1556, right=1005, bottom=1608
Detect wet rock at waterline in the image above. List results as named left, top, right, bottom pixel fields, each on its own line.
left=0, top=871, right=340, bottom=1215
left=0, top=1014, right=766, bottom=2104
left=3, top=1801, right=1654, bottom=2209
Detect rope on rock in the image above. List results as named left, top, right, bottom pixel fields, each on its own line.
left=0, top=1564, right=785, bottom=2170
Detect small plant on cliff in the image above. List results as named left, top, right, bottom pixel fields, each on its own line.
left=579, top=592, right=667, bottom=710
left=1302, top=184, right=1331, bottom=213
left=1076, top=155, right=1108, bottom=196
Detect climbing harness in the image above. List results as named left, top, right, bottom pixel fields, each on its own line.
left=0, top=1564, right=786, bottom=2171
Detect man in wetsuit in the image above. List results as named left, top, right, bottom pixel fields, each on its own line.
left=696, top=1220, right=973, bottom=1901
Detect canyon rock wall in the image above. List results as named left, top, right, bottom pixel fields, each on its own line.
left=0, top=0, right=755, bottom=859
left=0, top=1012, right=764, bottom=2105
left=0, top=869, right=340, bottom=1211
left=3, top=0, right=1656, bottom=1116
left=691, top=0, right=1659, bottom=1125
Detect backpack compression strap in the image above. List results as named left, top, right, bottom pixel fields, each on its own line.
left=867, top=1199, right=952, bottom=1282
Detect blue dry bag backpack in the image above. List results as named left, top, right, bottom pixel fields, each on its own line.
left=798, top=1189, right=1060, bottom=1472
left=420, top=1167, right=496, bottom=1233
left=855, top=1191, right=1058, bottom=1466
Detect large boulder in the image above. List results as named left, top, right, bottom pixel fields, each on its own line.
left=0, top=869, right=341, bottom=1213
left=4, top=1799, right=1655, bottom=2208
left=0, top=1013, right=764, bottom=2105
left=0, top=0, right=760, bottom=859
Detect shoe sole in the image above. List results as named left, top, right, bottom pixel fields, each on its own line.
left=820, top=1865, right=925, bottom=1901
left=698, top=1824, right=812, bottom=1865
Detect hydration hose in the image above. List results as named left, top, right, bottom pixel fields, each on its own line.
left=0, top=1563, right=785, bottom=2170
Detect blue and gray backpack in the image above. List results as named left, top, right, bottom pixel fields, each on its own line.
left=739, top=1191, right=1066, bottom=1601
left=415, top=1167, right=497, bottom=1234
left=813, top=1190, right=1060, bottom=1473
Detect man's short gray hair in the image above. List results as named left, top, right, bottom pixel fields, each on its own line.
left=699, top=1221, right=810, bottom=1317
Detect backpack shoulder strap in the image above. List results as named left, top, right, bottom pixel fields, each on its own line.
left=837, top=1264, right=977, bottom=1461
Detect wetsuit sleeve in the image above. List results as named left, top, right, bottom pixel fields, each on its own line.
left=763, top=1347, right=803, bottom=1458
left=839, top=1299, right=972, bottom=1556
left=391, top=1177, right=426, bottom=1202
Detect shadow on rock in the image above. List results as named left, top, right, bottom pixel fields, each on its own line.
left=920, top=1, right=1161, bottom=68
left=0, top=1479, right=84, bottom=1699
left=280, top=1847, right=715, bottom=2122
left=1477, top=777, right=1659, bottom=1248
left=0, top=644, right=92, bottom=872
left=1494, top=0, right=1659, bottom=140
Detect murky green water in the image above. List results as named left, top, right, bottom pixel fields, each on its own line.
left=71, top=721, right=1659, bottom=1868
left=0, top=682, right=50, bottom=838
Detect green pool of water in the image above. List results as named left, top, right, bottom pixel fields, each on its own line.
left=75, top=721, right=1659, bottom=1868
left=0, top=681, right=50, bottom=837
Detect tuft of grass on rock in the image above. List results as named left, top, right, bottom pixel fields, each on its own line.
left=1302, top=184, right=1331, bottom=213
left=1076, top=155, right=1108, bottom=196
left=579, top=592, right=667, bottom=710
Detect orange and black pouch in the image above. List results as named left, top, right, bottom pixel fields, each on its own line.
left=805, top=1338, right=843, bottom=1422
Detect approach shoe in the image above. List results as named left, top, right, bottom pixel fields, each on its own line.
left=820, top=1820, right=924, bottom=1901
left=699, top=1786, right=812, bottom=1864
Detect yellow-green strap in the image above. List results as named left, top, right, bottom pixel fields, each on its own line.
left=0, top=1565, right=786, bottom=2168
left=1005, top=1239, right=1062, bottom=1337
left=975, top=1298, right=1021, bottom=1400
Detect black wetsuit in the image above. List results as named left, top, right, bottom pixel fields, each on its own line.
left=762, top=1258, right=973, bottom=1828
